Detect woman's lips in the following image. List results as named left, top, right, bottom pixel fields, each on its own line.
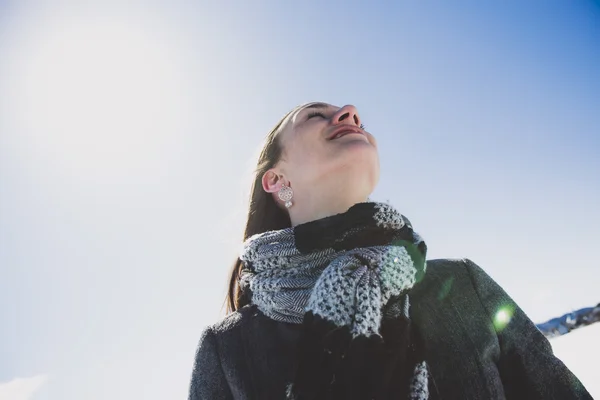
left=333, top=132, right=364, bottom=139
left=327, top=126, right=365, bottom=140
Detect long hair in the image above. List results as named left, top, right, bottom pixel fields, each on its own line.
left=223, top=104, right=305, bottom=314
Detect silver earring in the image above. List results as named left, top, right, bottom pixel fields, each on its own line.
left=278, top=183, right=294, bottom=208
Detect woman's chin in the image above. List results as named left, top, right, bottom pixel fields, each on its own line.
left=330, top=149, right=379, bottom=182
left=338, top=140, right=379, bottom=161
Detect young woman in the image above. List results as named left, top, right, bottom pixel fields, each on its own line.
left=188, top=102, right=591, bottom=399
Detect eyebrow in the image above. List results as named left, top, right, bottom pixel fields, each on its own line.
left=303, top=102, right=330, bottom=110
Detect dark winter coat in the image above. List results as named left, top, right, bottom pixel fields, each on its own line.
left=188, top=258, right=592, bottom=399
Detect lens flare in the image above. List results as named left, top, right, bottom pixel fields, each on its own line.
left=494, top=305, right=515, bottom=333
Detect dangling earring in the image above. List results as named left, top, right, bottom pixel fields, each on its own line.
left=278, top=183, right=294, bottom=209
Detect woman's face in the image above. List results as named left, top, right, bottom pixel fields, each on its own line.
left=276, top=102, right=379, bottom=197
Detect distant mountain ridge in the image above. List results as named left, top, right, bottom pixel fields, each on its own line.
left=536, top=303, right=600, bottom=338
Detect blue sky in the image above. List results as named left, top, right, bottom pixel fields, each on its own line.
left=0, top=1, right=598, bottom=399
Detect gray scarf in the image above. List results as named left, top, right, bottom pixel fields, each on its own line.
left=239, top=201, right=430, bottom=400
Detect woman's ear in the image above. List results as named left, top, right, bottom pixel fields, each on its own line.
left=262, top=169, right=284, bottom=193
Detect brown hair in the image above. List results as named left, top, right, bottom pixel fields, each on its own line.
left=222, top=104, right=305, bottom=314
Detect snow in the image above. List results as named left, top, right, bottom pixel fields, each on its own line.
left=550, top=324, right=600, bottom=398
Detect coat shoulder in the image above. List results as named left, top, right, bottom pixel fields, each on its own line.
left=410, top=257, right=482, bottom=303
left=422, top=257, right=473, bottom=282
left=206, top=304, right=258, bottom=336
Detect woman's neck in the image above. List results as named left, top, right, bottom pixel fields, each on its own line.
left=288, top=180, right=370, bottom=226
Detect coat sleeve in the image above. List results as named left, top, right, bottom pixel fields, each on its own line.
left=463, top=258, right=592, bottom=400
left=188, top=326, right=234, bottom=400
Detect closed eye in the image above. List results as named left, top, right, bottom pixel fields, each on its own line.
left=306, top=111, right=327, bottom=120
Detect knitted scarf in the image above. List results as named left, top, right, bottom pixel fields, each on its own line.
left=239, top=202, right=430, bottom=400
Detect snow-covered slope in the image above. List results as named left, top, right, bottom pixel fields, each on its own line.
left=550, top=324, right=600, bottom=398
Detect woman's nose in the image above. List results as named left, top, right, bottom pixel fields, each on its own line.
left=332, top=105, right=361, bottom=127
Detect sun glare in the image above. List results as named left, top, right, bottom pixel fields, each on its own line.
left=3, top=12, right=190, bottom=180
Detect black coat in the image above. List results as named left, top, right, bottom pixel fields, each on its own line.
left=188, top=258, right=592, bottom=399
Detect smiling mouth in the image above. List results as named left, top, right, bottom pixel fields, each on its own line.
left=328, top=128, right=365, bottom=140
